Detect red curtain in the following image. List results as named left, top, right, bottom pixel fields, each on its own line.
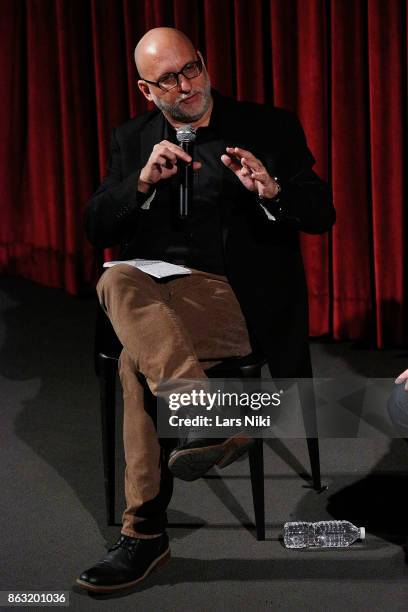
left=0, top=0, right=406, bottom=346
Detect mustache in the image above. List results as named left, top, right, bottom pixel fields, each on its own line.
left=174, top=90, right=202, bottom=103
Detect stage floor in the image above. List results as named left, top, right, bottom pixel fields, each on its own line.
left=1, top=276, right=408, bottom=611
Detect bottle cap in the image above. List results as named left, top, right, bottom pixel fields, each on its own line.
left=359, top=527, right=365, bottom=540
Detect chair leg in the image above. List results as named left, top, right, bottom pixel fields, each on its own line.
left=99, top=357, right=117, bottom=526
left=239, top=364, right=265, bottom=539
left=306, top=437, right=322, bottom=491
left=298, top=380, right=323, bottom=490
left=248, top=439, right=265, bottom=540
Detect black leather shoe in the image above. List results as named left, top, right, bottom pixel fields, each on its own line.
left=168, top=433, right=254, bottom=481
left=76, top=533, right=170, bottom=593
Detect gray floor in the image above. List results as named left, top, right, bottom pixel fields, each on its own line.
left=1, top=276, right=408, bottom=611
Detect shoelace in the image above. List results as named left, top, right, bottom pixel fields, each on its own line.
left=93, top=535, right=141, bottom=563
left=108, top=535, right=140, bottom=553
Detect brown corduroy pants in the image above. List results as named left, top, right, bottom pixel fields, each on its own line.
left=96, top=263, right=252, bottom=538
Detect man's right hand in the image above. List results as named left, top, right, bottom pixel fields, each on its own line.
left=138, top=140, right=202, bottom=193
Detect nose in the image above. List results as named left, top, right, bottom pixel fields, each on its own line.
left=176, top=73, right=192, bottom=93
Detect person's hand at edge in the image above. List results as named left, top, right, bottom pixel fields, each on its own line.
left=395, top=369, right=408, bottom=391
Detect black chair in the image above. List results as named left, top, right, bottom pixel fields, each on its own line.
left=95, top=306, right=322, bottom=542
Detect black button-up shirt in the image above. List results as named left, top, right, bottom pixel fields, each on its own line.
left=160, top=113, right=227, bottom=275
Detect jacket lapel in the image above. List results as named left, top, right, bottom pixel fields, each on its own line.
left=139, top=110, right=165, bottom=168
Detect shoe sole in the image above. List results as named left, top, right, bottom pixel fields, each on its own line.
left=75, top=547, right=171, bottom=593
left=216, top=434, right=255, bottom=469
left=168, top=445, right=225, bottom=481
left=168, top=434, right=254, bottom=481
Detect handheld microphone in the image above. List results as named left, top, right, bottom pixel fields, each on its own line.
left=176, top=125, right=196, bottom=218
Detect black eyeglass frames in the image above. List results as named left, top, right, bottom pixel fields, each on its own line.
left=140, top=58, right=203, bottom=92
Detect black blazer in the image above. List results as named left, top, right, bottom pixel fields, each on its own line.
left=85, top=89, right=335, bottom=377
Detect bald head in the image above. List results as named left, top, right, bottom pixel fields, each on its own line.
left=134, top=27, right=195, bottom=78
left=135, top=27, right=212, bottom=126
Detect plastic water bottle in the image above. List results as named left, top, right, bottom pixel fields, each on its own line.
left=283, top=521, right=315, bottom=548
left=283, top=520, right=365, bottom=548
left=313, top=521, right=365, bottom=547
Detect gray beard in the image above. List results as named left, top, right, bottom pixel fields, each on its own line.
left=153, top=81, right=212, bottom=123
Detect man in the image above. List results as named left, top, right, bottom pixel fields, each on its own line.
left=77, top=27, right=335, bottom=592
left=388, top=369, right=408, bottom=436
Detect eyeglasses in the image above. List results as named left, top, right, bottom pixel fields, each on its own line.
left=141, top=58, right=203, bottom=92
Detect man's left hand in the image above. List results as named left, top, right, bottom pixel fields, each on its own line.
left=221, top=147, right=279, bottom=199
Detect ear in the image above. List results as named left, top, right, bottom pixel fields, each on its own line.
left=137, top=80, right=153, bottom=101
left=197, top=49, right=206, bottom=68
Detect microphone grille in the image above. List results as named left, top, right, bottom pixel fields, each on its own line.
left=176, top=124, right=197, bottom=143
